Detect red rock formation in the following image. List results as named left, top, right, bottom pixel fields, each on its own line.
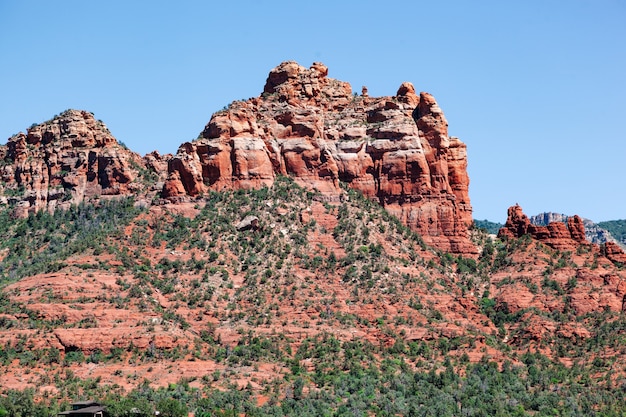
left=602, top=241, right=626, bottom=264
left=0, top=110, right=163, bottom=216
left=164, top=61, right=475, bottom=254
left=499, top=204, right=591, bottom=251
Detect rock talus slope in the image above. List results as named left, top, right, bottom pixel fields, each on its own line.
left=163, top=61, right=475, bottom=254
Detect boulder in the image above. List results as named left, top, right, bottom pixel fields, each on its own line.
left=236, top=215, right=259, bottom=231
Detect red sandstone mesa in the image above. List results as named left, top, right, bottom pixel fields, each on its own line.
left=163, top=61, right=475, bottom=254
left=0, top=62, right=475, bottom=253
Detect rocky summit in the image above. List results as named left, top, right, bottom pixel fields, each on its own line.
left=163, top=61, right=474, bottom=254
left=0, top=109, right=169, bottom=217
left=499, top=204, right=626, bottom=262
left=1, top=62, right=626, bottom=415
left=0, top=62, right=473, bottom=254
left=499, top=204, right=588, bottom=251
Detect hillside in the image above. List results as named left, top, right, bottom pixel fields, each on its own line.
left=1, top=180, right=626, bottom=415
left=1, top=61, right=626, bottom=416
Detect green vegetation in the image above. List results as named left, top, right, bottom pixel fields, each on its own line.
left=3, top=348, right=626, bottom=416
left=1, top=178, right=626, bottom=415
left=0, top=198, right=143, bottom=284
left=597, top=219, right=626, bottom=245
left=473, top=219, right=503, bottom=234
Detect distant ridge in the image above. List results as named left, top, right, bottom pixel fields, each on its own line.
left=530, top=212, right=626, bottom=250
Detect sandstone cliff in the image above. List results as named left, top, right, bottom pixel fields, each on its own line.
left=0, top=110, right=165, bottom=216
left=500, top=205, right=626, bottom=264
left=163, top=61, right=474, bottom=254
left=500, top=205, right=590, bottom=251
left=530, top=212, right=623, bottom=249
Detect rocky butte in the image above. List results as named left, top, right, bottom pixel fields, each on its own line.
left=163, top=61, right=475, bottom=254
left=0, top=62, right=474, bottom=254
left=499, top=204, right=626, bottom=264
left=530, top=211, right=625, bottom=249
left=0, top=109, right=168, bottom=217
left=3, top=62, right=626, bottom=411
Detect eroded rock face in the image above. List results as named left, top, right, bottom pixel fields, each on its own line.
left=602, top=242, right=626, bottom=264
left=530, top=212, right=624, bottom=249
left=164, top=61, right=474, bottom=254
left=500, top=204, right=594, bottom=251
left=0, top=110, right=162, bottom=216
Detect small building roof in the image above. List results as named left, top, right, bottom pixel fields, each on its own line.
left=58, top=405, right=105, bottom=416
left=72, top=401, right=100, bottom=406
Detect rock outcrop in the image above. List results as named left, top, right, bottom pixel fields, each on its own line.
left=492, top=205, right=626, bottom=321
left=602, top=241, right=626, bottom=264
left=501, top=205, right=594, bottom=251
left=163, top=61, right=474, bottom=254
left=530, top=212, right=623, bottom=248
left=0, top=110, right=163, bottom=216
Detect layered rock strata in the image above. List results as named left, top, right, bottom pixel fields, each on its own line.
left=0, top=110, right=164, bottom=216
left=499, top=205, right=589, bottom=251
left=163, top=61, right=474, bottom=254
left=530, top=212, right=624, bottom=248
left=602, top=242, right=626, bottom=264
left=500, top=205, right=626, bottom=264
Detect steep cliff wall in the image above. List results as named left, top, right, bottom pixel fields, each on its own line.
left=163, top=61, right=474, bottom=254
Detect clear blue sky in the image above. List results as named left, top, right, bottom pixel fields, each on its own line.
left=1, top=1, right=624, bottom=223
